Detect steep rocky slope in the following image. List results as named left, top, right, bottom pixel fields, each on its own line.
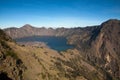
left=68, top=19, right=120, bottom=80
left=90, top=19, right=120, bottom=80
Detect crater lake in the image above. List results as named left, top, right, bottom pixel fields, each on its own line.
left=15, top=36, right=74, bottom=51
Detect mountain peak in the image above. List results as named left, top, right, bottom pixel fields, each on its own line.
left=21, top=24, right=34, bottom=29
left=106, top=19, right=119, bottom=21
left=102, top=19, right=120, bottom=25
left=99, top=19, right=120, bottom=32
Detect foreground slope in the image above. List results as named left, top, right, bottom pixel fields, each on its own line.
left=0, top=29, right=26, bottom=80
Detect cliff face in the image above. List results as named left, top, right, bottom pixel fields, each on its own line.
left=1, top=19, right=120, bottom=80
left=90, top=19, right=120, bottom=79
left=69, top=19, right=120, bottom=80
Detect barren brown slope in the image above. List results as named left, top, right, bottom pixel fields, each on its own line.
left=0, top=29, right=26, bottom=80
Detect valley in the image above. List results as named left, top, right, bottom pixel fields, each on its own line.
left=0, top=19, right=120, bottom=80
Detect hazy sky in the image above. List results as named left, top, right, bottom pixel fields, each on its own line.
left=0, top=0, right=120, bottom=28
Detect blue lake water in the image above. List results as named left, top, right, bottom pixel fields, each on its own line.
left=15, top=36, right=74, bottom=51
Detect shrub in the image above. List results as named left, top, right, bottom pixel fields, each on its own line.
left=0, top=41, right=11, bottom=49
left=6, top=50, right=18, bottom=59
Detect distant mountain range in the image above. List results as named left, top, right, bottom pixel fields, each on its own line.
left=4, top=23, right=96, bottom=39
left=0, top=19, right=120, bottom=80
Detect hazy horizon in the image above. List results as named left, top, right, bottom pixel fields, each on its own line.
left=0, top=0, right=120, bottom=28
